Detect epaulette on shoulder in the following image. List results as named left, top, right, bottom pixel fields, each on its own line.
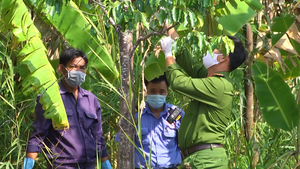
left=212, top=73, right=224, bottom=77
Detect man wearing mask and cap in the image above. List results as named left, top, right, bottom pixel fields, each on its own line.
left=115, top=73, right=185, bottom=169
left=160, top=31, right=246, bottom=168
left=24, top=48, right=112, bottom=169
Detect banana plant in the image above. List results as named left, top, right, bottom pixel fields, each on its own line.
left=252, top=5, right=300, bottom=132
left=24, top=0, right=119, bottom=83
left=1, top=0, right=68, bottom=130
left=252, top=61, right=299, bottom=131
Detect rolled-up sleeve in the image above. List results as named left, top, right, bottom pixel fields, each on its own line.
left=26, top=98, right=52, bottom=152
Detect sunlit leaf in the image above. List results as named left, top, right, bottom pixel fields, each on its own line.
left=244, top=0, right=264, bottom=11
left=217, top=0, right=257, bottom=35
left=140, top=12, right=149, bottom=29
left=144, top=53, right=166, bottom=81
left=2, top=0, right=68, bottom=130
left=271, top=14, right=295, bottom=45
left=187, top=9, right=196, bottom=27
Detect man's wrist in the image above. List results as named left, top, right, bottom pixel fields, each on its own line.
left=166, top=56, right=176, bottom=68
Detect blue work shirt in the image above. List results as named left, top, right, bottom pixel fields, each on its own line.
left=26, top=82, right=108, bottom=167
left=117, top=102, right=185, bottom=169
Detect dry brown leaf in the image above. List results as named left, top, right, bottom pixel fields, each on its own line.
left=274, top=34, right=298, bottom=55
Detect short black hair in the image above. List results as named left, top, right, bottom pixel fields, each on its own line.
left=144, top=73, right=169, bottom=87
left=59, top=47, right=88, bottom=66
left=227, top=36, right=247, bottom=71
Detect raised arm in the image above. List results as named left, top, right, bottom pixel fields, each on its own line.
left=163, top=24, right=207, bottom=78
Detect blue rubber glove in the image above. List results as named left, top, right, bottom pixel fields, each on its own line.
left=23, top=157, right=35, bottom=169
left=101, top=160, right=112, bottom=169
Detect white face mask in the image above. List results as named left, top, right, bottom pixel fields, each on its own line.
left=203, top=51, right=222, bottom=69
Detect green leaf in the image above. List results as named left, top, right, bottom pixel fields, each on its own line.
left=157, top=9, right=167, bottom=25
left=140, top=12, right=149, bottom=29
left=289, top=38, right=300, bottom=56
left=271, top=14, right=295, bottom=45
left=277, top=57, right=300, bottom=80
left=271, top=14, right=295, bottom=32
left=171, top=7, right=181, bottom=22
left=244, top=0, right=263, bottom=11
left=187, top=9, right=196, bottom=27
left=217, top=0, right=256, bottom=35
left=251, top=61, right=299, bottom=131
left=176, top=22, right=191, bottom=37
left=183, top=11, right=189, bottom=27
left=144, top=53, right=166, bottom=81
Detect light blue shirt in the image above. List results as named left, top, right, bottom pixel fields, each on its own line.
left=115, top=102, right=184, bottom=168
left=134, top=102, right=184, bottom=168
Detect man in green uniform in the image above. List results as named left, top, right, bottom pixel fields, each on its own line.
left=160, top=35, right=246, bottom=168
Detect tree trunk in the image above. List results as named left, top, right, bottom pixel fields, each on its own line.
left=243, top=24, right=258, bottom=168
left=296, top=79, right=300, bottom=168
left=243, top=24, right=254, bottom=141
left=118, top=30, right=135, bottom=169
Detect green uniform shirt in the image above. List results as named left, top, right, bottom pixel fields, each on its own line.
left=166, top=48, right=234, bottom=151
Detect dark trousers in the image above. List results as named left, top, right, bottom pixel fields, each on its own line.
left=47, top=161, right=95, bottom=169
left=135, top=167, right=178, bottom=169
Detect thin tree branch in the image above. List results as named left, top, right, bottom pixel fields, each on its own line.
left=129, top=32, right=164, bottom=59
left=93, top=0, right=122, bottom=33
left=129, top=23, right=179, bottom=59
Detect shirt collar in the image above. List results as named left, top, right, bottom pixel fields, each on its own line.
left=59, top=81, right=88, bottom=96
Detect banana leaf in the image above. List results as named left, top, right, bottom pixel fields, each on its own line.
left=1, top=0, right=68, bottom=130
left=251, top=61, right=299, bottom=131
left=24, top=0, right=119, bottom=83
left=271, top=14, right=295, bottom=46
left=217, top=0, right=257, bottom=35
left=144, top=53, right=166, bottom=81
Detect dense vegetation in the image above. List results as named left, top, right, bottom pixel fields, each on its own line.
left=1, top=0, right=300, bottom=168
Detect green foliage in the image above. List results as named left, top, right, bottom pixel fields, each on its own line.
left=174, top=32, right=235, bottom=61
left=276, top=57, right=300, bottom=80
left=1, top=0, right=68, bottom=130
left=227, top=68, right=297, bottom=168
left=144, top=53, right=166, bottom=81
left=24, top=0, right=119, bottom=83
left=271, top=14, right=295, bottom=46
left=216, top=0, right=257, bottom=35
left=0, top=37, right=37, bottom=169
left=244, top=0, right=264, bottom=11
left=2, top=0, right=300, bottom=168
left=252, top=61, right=299, bottom=131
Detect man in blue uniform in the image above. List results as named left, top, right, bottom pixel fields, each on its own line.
left=116, top=74, right=185, bottom=169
